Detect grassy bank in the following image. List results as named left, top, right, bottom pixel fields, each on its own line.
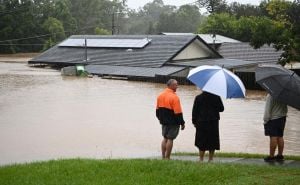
left=1, top=159, right=300, bottom=185
left=174, top=152, right=300, bottom=161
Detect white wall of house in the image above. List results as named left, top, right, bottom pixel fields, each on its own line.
left=172, top=40, right=213, bottom=60
left=170, top=68, right=190, bottom=77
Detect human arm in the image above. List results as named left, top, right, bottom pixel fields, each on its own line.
left=263, top=95, right=272, bottom=123
left=156, top=98, right=159, bottom=120
left=173, top=96, right=185, bottom=127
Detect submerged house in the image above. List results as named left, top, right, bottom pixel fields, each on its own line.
left=29, top=35, right=282, bottom=89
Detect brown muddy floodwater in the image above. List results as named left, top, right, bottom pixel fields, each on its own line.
left=0, top=62, right=300, bottom=165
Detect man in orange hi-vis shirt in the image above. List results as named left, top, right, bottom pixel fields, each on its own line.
left=156, top=79, right=185, bottom=159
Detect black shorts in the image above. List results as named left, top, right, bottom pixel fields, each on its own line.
left=264, top=117, right=286, bottom=137
left=162, top=124, right=180, bottom=140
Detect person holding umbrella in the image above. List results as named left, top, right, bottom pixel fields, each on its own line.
left=263, top=94, right=288, bottom=162
left=187, top=65, right=245, bottom=161
left=192, top=91, right=224, bottom=162
left=255, top=64, right=300, bottom=162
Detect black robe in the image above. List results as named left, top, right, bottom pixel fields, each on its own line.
left=192, top=92, right=224, bottom=150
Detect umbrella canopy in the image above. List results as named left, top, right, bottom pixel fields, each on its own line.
left=255, top=64, right=300, bottom=110
left=187, top=65, right=246, bottom=98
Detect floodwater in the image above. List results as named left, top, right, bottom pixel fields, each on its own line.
left=0, top=62, right=299, bottom=165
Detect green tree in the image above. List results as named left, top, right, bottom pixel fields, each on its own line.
left=125, top=10, right=155, bottom=34
left=142, top=0, right=165, bottom=20
left=250, top=17, right=287, bottom=49
left=197, top=0, right=300, bottom=64
left=95, top=27, right=110, bottom=35
left=233, top=16, right=256, bottom=42
left=0, top=0, right=76, bottom=53
left=69, top=0, right=124, bottom=34
left=123, top=0, right=176, bottom=34
left=250, top=0, right=299, bottom=64
left=42, top=17, right=65, bottom=50
left=53, top=0, right=77, bottom=36
left=147, top=21, right=155, bottom=34
left=284, top=0, right=300, bottom=63
left=198, top=13, right=236, bottom=38
left=156, top=12, right=177, bottom=32
left=266, top=0, right=292, bottom=22
left=156, top=4, right=202, bottom=33
left=197, top=0, right=228, bottom=14
left=228, top=2, right=263, bottom=18
left=176, top=5, right=202, bottom=32
left=0, top=0, right=126, bottom=53
left=0, top=0, right=41, bottom=53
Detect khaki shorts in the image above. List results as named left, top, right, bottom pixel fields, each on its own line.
left=162, top=124, right=180, bottom=140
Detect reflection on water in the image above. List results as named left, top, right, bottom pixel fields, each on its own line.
left=0, top=62, right=299, bottom=165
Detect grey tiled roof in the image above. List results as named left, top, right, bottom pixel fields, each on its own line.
left=85, top=65, right=186, bottom=77
left=167, top=58, right=260, bottom=69
left=218, top=43, right=282, bottom=63
left=161, top=33, right=241, bottom=44
left=198, top=34, right=241, bottom=44
left=29, top=35, right=219, bottom=68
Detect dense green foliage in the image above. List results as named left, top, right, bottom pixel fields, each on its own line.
left=1, top=159, right=300, bottom=185
left=0, top=0, right=204, bottom=53
left=156, top=4, right=202, bottom=33
left=198, top=0, right=300, bottom=64
left=123, top=0, right=204, bottom=35
left=0, top=0, right=120, bottom=53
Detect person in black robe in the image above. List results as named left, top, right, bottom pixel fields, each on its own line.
left=192, top=91, right=224, bottom=162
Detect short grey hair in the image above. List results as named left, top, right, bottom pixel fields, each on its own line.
left=167, top=79, right=177, bottom=87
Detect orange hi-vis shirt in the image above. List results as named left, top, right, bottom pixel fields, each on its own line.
left=156, top=88, right=185, bottom=125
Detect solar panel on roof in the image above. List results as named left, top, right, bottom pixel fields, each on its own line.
left=58, top=38, right=151, bottom=48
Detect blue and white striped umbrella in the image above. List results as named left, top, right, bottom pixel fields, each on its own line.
left=187, top=65, right=246, bottom=98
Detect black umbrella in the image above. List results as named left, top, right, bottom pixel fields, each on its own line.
left=255, top=64, right=300, bottom=110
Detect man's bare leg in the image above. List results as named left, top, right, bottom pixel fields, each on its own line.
left=161, top=138, right=167, bottom=159
left=277, top=137, right=284, bottom=156
left=199, top=150, right=205, bottom=161
left=165, top=139, right=173, bottom=159
left=269, top=137, right=278, bottom=157
left=208, top=150, right=215, bottom=162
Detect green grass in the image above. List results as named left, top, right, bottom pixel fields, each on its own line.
left=1, top=159, right=300, bottom=185
left=174, top=152, right=300, bottom=161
